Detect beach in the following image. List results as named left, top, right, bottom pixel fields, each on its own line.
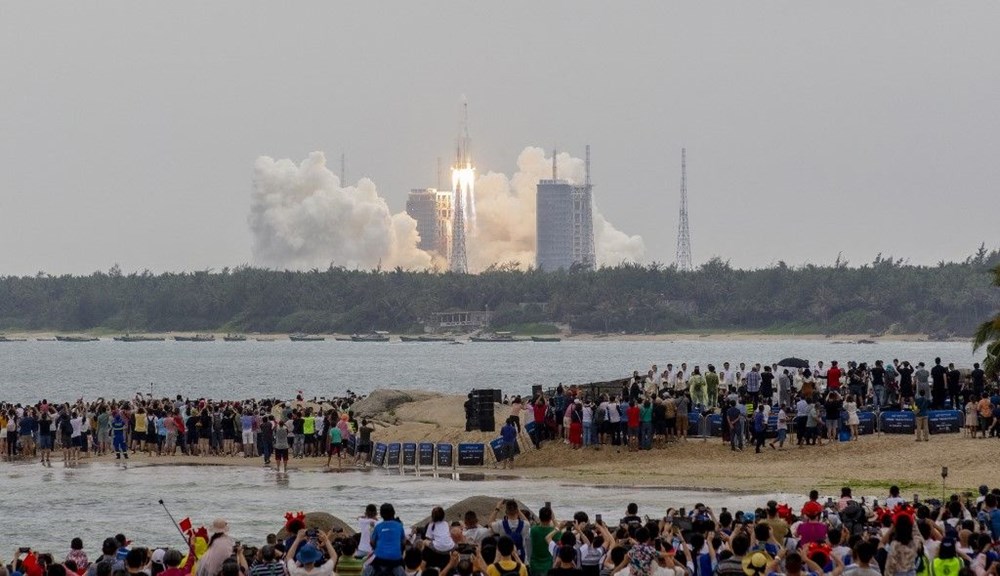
left=26, top=392, right=989, bottom=496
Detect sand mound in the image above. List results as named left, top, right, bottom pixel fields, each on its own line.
left=276, top=511, right=356, bottom=538
left=351, top=389, right=439, bottom=418
left=412, top=496, right=537, bottom=528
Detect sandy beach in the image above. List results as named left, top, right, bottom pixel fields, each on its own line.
left=45, top=392, right=990, bottom=497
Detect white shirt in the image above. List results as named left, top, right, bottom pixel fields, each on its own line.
left=357, top=517, right=376, bottom=554
left=426, top=520, right=454, bottom=552
left=286, top=559, right=333, bottom=576
left=70, top=416, right=84, bottom=437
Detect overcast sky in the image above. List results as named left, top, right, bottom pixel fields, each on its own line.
left=1, top=2, right=998, bottom=276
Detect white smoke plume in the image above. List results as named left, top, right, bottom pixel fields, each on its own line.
left=248, top=148, right=643, bottom=272
left=249, top=152, right=436, bottom=270
left=470, top=147, right=645, bottom=269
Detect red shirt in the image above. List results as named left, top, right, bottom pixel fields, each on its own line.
left=827, top=367, right=842, bottom=389
left=533, top=403, right=546, bottom=424
left=627, top=405, right=640, bottom=427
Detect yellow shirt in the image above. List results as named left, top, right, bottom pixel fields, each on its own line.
left=485, top=560, right=528, bottom=576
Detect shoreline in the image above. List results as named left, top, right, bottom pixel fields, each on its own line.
left=0, top=329, right=971, bottom=343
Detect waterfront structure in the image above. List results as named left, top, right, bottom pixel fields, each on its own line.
left=535, top=146, right=595, bottom=271
left=405, top=188, right=452, bottom=260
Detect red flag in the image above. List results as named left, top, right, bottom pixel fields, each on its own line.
left=179, top=517, right=192, bottom=533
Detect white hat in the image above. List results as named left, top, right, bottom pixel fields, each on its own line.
left=210, top=518, right=230, bottom=534
left=151, top=549, right=166, bottom=565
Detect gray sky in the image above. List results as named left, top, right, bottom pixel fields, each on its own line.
left=2, top=1, right=998, bottom=276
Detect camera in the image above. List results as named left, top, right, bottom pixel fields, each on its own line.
left=19, top=547, right=31, bottom=554
left=941, top=467, right=948, bottom=479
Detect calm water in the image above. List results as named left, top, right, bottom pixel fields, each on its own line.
left=3, top=461, right=806, bottom=553
left=0, top=338, right=977, bottom=403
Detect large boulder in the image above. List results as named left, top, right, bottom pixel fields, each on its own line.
left=275, top=511, right=356, bottom=539
left=350, top=389, right=438, bottom=418
left=412, top=495, right=536, bottom=528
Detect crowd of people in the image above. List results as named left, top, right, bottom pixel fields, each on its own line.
left=516, top=358, right=999, bottom=454
left=0, top=394, right=377, bottom=471
left=6, top=486, right=1000, bottom=576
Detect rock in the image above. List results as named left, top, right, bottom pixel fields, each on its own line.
left=412, top=495, right=536, bottom=528
left=350, top=389, right=438, bottom=418
left=275, top=511, right=356, bottom=539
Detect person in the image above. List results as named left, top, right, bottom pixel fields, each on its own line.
left=550, top=546, right=584, bottom=576
left=844, top=395, right=859, bottom=441
left=66, top=538, right=90, bottom=572
left=568, top=401, right=583, bottom=450
left=842, top=540, right=880, bottom=576
left=613, top=527, right=664, bottom=576
left=355, top=419, right=374, bottom=468
left=705, top=366, right=720, bottom=409
left=881, top=515, right=924, bottom=576
left=364, top=503, right=406, bottom=576
left=795, top=502, right=827, bottom=546
left=914, top=390, right=930, bottom=442
left=273, top=418, right=290, bottom=472
left=248, top=546, right=287, bottom=576
left=726, top=401, right=743, bottom=452
left=356, top=504, right=379, bottom=559
left=489, top=500, right=528, bottom=561
left=286, top=529, right=338, bottom=576
left=716, top=533, right=750, bottom=576
left=689, top=368, right=707, bottom=408
left=965, top=395, right=980, bottom=438
left=827, top=361, right=843, bottom=392
left=930, top=358, right=947, bottom=410
left=196, top=519, right=236, bottom=576
left=112, top=411, right=129, bottom=460
left=626, top=400, right=640, bottom=452
left=38, top=409, right=53, bottom=466
left=500, top=417, right=517, bottom=468
left=325, top=420, right=343, bottom=469
left=769, top=404, right=788, bottom=450
left=485, top=536, right=526, bottom=576
left=422, top=507, right=455, bottom=569
left=752, top=405, right=766, bottom=453
left=824, top=392, right=842, bottom=442
left=529, top=506, right=557, bottom=576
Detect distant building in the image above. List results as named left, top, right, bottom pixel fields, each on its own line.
left=428, top=310, right=493, bottom=332
left=406, top=188, right=452, bottom=260
left=535, top=179, right=595, bottom=271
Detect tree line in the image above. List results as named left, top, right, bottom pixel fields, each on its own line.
left=1, top=247, right=998, bottom=337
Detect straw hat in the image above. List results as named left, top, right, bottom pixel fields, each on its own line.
left=210, top=518, right=230, bottom=535
left=742, top=552, right=772, bottom=576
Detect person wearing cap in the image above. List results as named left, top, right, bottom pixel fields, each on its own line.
left=286, top=529, right=337, bottom=576
left=196, top=519, right=236, bottom=576
left=795, top=502, right=827, bottom=547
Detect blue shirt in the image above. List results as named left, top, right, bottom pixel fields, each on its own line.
left=501, top=424, right=517, bottom=443
left=989, top=508, right=1000, bottom=540
left=372, top=520, right=405, bottom=560
left=915, top=396, right=929, bottom=417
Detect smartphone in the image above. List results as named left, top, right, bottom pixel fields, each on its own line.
left=19, top=547, right=31, bottom=554
left=545, top=501, right=551, bottom=509
left=595, top=514, right=602, bottom=524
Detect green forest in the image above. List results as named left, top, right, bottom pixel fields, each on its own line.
left=1, top=247, right=998, bottom=337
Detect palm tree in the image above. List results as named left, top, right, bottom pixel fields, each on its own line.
left=972, top=265, right=1000, bottom=378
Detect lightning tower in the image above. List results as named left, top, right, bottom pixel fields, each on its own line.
left=675, top=148, right=693, bottom=271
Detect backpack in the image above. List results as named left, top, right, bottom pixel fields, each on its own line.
left=841, top=501, right=867, bottom=536
left=492, top=562, right=522, bottom=576
left=60, top=416, right=73, bottom=435
left=915, top=547, right=929, bottom=576
left=501, top=518, right=525, bottom=558
left=595, top=405, right=606, bottom=425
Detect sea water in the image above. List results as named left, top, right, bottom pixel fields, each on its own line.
left=0, top=338, right=976, bottom=403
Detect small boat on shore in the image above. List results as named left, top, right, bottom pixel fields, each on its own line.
left=255, top=337, right=276, bottom=342
left=530, top=336, right=561, bottom=342
left=470, top=331, right=523, bottom=343
left=113, top=334, right=166, bottom=342
left=0, top=335, right=27, bottom=342
left=174, top=334, right=215, bottom=342
left=223, top=333, right=247, bottom=342
left=55, top=335, right=100, bottom=342
left=289, top=333, right=325, bottom=341
left=400, top=335, right=455, bottom=342
left=351, top=331, right=390, bottom=342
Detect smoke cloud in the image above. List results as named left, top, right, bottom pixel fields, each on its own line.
left=249, top=152, right=436, bottom=270
left=249, top=148, right=643, bottom=272
left=470, top=147, right=645, bottom=269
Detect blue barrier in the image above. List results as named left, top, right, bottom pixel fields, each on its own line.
left=457, top=443, right=485, bottom=466
left=436, top=443, right=453, bottom=468
left=418, top=442, right=435, bottom=467
left=879, top=411, right=915, bottom=434
left=928, top=410, right=963, bottom=434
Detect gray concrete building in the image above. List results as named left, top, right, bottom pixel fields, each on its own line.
left=405, top=188, right=452, bottom=260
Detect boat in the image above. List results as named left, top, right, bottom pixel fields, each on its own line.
left=255, top=337, right=276, bottom=342
left=289, top=333, right=325, bottom=342
left=334, top=336, right=353, bottom=341
left=419, top=335, right=455, bottom=342
left=55, top=335, right=100, bottom=342
left=351, top=331, right=390, bottom=342
left=530, top=336, right=562, bottom=342
left=400, top=335, right=455, bottom=342
left=0, top=335, right=27, bottom=342
left=113, top=334, right=165, bottom=342
left=470, top=331, right=522, bottom=342
left=173, top=334, right=215, bottom=342
left=223, top=333, right=247, bottom=342
left=36, top=338, right=57, bottom=342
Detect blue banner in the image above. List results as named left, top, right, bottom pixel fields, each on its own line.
left=402, top=442, right=417, bottom=466
left=458, top=443, right=485, bottom=466
left=386, top=442, right=401, bottom=466
left=372, top=442, right=388, bottom=467
left=418, top=442, right=435, bottom=467
left=928, top=410, right=962, bottom=434
left=436, top=443, right=454, bottom=468
left=857, top=411, right=876, bottom=435
left=879, top=411, right=915, bottom=434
